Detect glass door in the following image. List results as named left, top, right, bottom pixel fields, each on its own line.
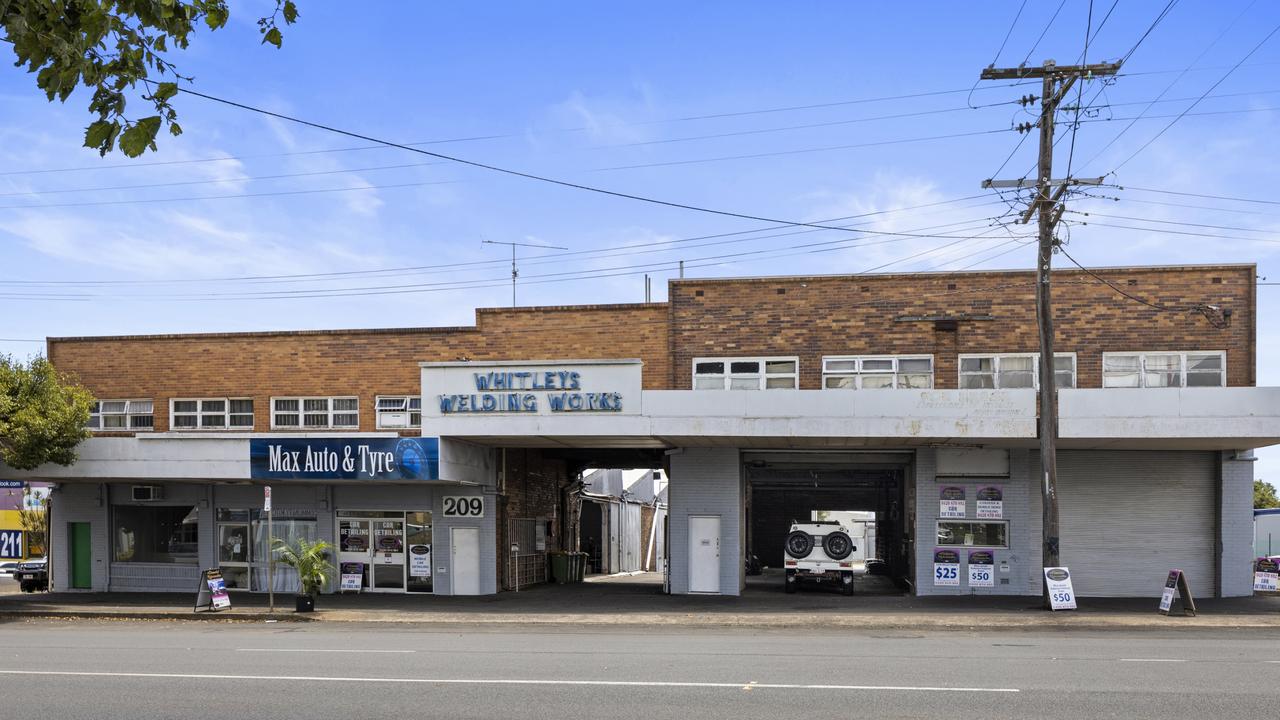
left=338, top=518, right=373, bottom=591
left=370, top=518, right=406, bottom=592
left=406, top=511, right=433, bottom=593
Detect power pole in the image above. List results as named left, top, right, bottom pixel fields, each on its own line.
left=979, top=59, right=1118, bottom=600
left=482, top=239, right=569, bottom=307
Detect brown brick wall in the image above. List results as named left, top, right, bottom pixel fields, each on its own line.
left=48, top=303, right=669, bottom=433
left=668, top=265, right=1255, bottom=390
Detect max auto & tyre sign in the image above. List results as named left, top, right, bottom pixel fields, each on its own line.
left=250, top=438, right=440, bottom=481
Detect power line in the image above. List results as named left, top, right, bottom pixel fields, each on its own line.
left=1072, top=219, right=1280, bottom=244
left=1066, top=210, right=1275, bottom=235
left=1119, top=0, right=1181, bottom=66
left=1021, top=0, right=1069, bottom=68
left=1063, top=0, right=1095, bottom=180
left=1057, top=246, right=1229, bottom=327
left=1102, top=183, right=1280, bottom=206
left=1110, top=21, right=1280, bottom=173
left=169, top=83, right=992, bottom=235
left=1076, top=192, right=1278, bottom=217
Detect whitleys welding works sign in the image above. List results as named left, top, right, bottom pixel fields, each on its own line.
left=423, top=360, right=643, bottom=417
left=249, top=438, right=439, bottom=481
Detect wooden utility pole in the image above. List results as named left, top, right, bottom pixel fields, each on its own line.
left=979, top=60, right=1119, bottom=595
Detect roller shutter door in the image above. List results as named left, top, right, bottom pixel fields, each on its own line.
left=1055, top=450, right=1216, bottom=597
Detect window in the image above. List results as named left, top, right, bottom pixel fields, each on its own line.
left=959, top=354, right=1076, bottom=389
left=216, top=509, right=250, bottom=590
left=272, top=397, right=359, bottom=429
left=693, top=357, right=798, bottom=390
left=112, top=505, right=199, bottom=563
left=1103, top=351, right=1225, bottom=388
left=936, top=521, right=1008, bottom=548
left=171, top=398, right=253, bottom=430
left=822, top=355, right=933, bottom=389
left=87, top=399, right=154, bottom=431
left=376, top=396, right=422, bottom=429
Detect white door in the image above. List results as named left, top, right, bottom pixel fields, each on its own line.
left=451, top=527, right=481, bottom=595
left=688, top=515, right=721, bottom=594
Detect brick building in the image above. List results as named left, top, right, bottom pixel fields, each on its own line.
left=7, top=263, right=1277, bottom=600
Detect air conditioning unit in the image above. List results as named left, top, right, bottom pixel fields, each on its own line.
left=132, top=485, right=164, bottom=501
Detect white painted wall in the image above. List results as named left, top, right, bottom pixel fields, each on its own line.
left=667, top=448, right=743, bottom=595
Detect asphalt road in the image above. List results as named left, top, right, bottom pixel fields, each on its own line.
left=0, top=619, right=1277, bottom=719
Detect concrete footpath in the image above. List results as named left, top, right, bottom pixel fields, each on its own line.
left=3, top=573, right=1279, bottom=630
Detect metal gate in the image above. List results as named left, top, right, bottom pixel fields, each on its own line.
left=1054, top=450, right=1217, bottom=597
left=507, top=517, right=547, bottom=589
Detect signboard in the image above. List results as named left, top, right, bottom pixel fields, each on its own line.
left=263, top=485, right=272, bottom=512
left=1158, top=569, right=1197, bottom=616
left=939, top=486, right=966, bottom=519
left=0, top=530, right=24, bottom=560
left=340, top=562, right=364, bottom=592
left=0, top=480, right=25, bottom=489
left=409, top=545, right=432, bottom=577
left=975, top=486, right=1003, bottom=519
left=250, top=437, right=439, bottom=481
left=1254, top=558, right=1279, bottom=592
left=195, top=569, right=231, bottom=612
left=968, top=550, right=995, bottom=588
left=1044, top=567, right=1077, bottom=610
left=443, top=496, right=485, bottom=518
left=423, top=360, right=643, bottom=418
left=933, top=549, right=960, bottom=586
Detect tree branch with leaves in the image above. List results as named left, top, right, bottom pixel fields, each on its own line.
left=0, top=356, right=94, bottom=471
left=2, top=0, right=299, bottom=157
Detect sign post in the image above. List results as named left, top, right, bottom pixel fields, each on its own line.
left=1043, top=567, right=1077, bottom=610
left=265, top=486, right=274, bottom=614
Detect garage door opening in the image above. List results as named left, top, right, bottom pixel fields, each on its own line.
left=745, top=452, right=912, bottom=597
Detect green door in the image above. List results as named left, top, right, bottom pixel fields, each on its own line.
left=69, top=522, right=91, bottom=589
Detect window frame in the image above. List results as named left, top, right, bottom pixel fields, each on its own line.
left=87, top=399, right=154, bottom=432
left=169, top=397, right=254, bottom=431
left=375, top=395, right=423, bottom=429
left=957, top=353, right=1077, bottom=390
left=691, top=356, right=799, bottom=391
left=935, top=520, right=1010, bottom=548
left=821, top=355, right=935, bottom=390
left=1102, top=351, right=1226, bottom=389
left=271, top=396, right=360, bottom=430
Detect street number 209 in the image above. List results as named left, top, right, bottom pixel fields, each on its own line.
left=443, top=496, right=484, bottom=518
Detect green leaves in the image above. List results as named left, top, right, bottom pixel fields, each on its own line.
left=4, top=0, right=299, bottom=157
left=0, top=356, right=93, bottom=472
left=119, top=116, right=163, bottom=157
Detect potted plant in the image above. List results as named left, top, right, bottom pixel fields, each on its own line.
left=272, top=537, right=334, bottom=612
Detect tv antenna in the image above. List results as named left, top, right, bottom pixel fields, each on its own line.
left=482, top=239, right=569, bottom=307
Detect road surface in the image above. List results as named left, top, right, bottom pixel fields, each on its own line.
left=0, top=619, right=1276, bottom=718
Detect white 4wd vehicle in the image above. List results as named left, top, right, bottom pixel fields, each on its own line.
left=784, top=521, right=856, bottom=595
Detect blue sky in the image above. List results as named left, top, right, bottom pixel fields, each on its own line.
left=1, top=1, right=1278, bottom=477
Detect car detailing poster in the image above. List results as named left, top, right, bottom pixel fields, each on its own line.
left=976, top=486, right=1003, bottom=519
left=968, top=550, right=995, bottom=588
left=933, top=549, right=960, bottom=586
left=1254, top=558, right=1279, bottom=592
left=409, top=545, right=432, bottom=577
left=1044, top=567, right=1077, bottom=610
left=939, top=486, right=966, bottom=519
left=340, top=562, right=364, bottom=591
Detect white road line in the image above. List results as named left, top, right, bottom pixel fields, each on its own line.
left=237, top=649, right=415, bottom=654
left=0, top=670, right=1019, bottom=693
left=1118, top=658, right=1187, bottom=663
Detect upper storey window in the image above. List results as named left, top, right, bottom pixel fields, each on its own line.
left=376, top=396, right=422, bottom=429
left=1102, top=351, right=1225, bottom=388
left=959, top=354, right=1076, bottom=389
left=693, top=357, right=798, bottom=390
left=272, top=397, right=359, bottom=429
left=822, top=356, right=933, bottom=389
left=171, top=398, right=254, bottom=429
left=87, top=399, right=154, bottom=431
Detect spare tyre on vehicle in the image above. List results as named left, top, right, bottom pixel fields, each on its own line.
left=823, top=530, right=854, bottom=560
left=785, top=530, right=813, bottom=559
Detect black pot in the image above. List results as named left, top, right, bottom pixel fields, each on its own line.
left=295, top=594, right=315, bottom=613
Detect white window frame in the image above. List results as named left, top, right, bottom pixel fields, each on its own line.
left=170, top=398, right=254, bottom=430
left=375, top=395, right=422, bottom=429
left=1102, top=351, right=1226, bottom=388
left=271, top=396, right=360, bottom=429
left=87, top=399, right=154, bottom=431
left=821, top=355, right=934, bottom=390
left=958, top=353, right=1077, bottom=390
left=692, top=356, right=799, bottom=390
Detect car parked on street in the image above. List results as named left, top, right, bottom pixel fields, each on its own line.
left=13, top=557, right=48, bottom=592
left=783, top=521, right=856, bottom=595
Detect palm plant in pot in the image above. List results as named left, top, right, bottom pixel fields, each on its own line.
left=272, top=537, right=334, bottom=612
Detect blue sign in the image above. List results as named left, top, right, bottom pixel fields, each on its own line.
left=0, top=530, right=23, bottom=560
left=0, top=481, right=24, bottom=489
left=249, top=438, right=439, bottom=481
